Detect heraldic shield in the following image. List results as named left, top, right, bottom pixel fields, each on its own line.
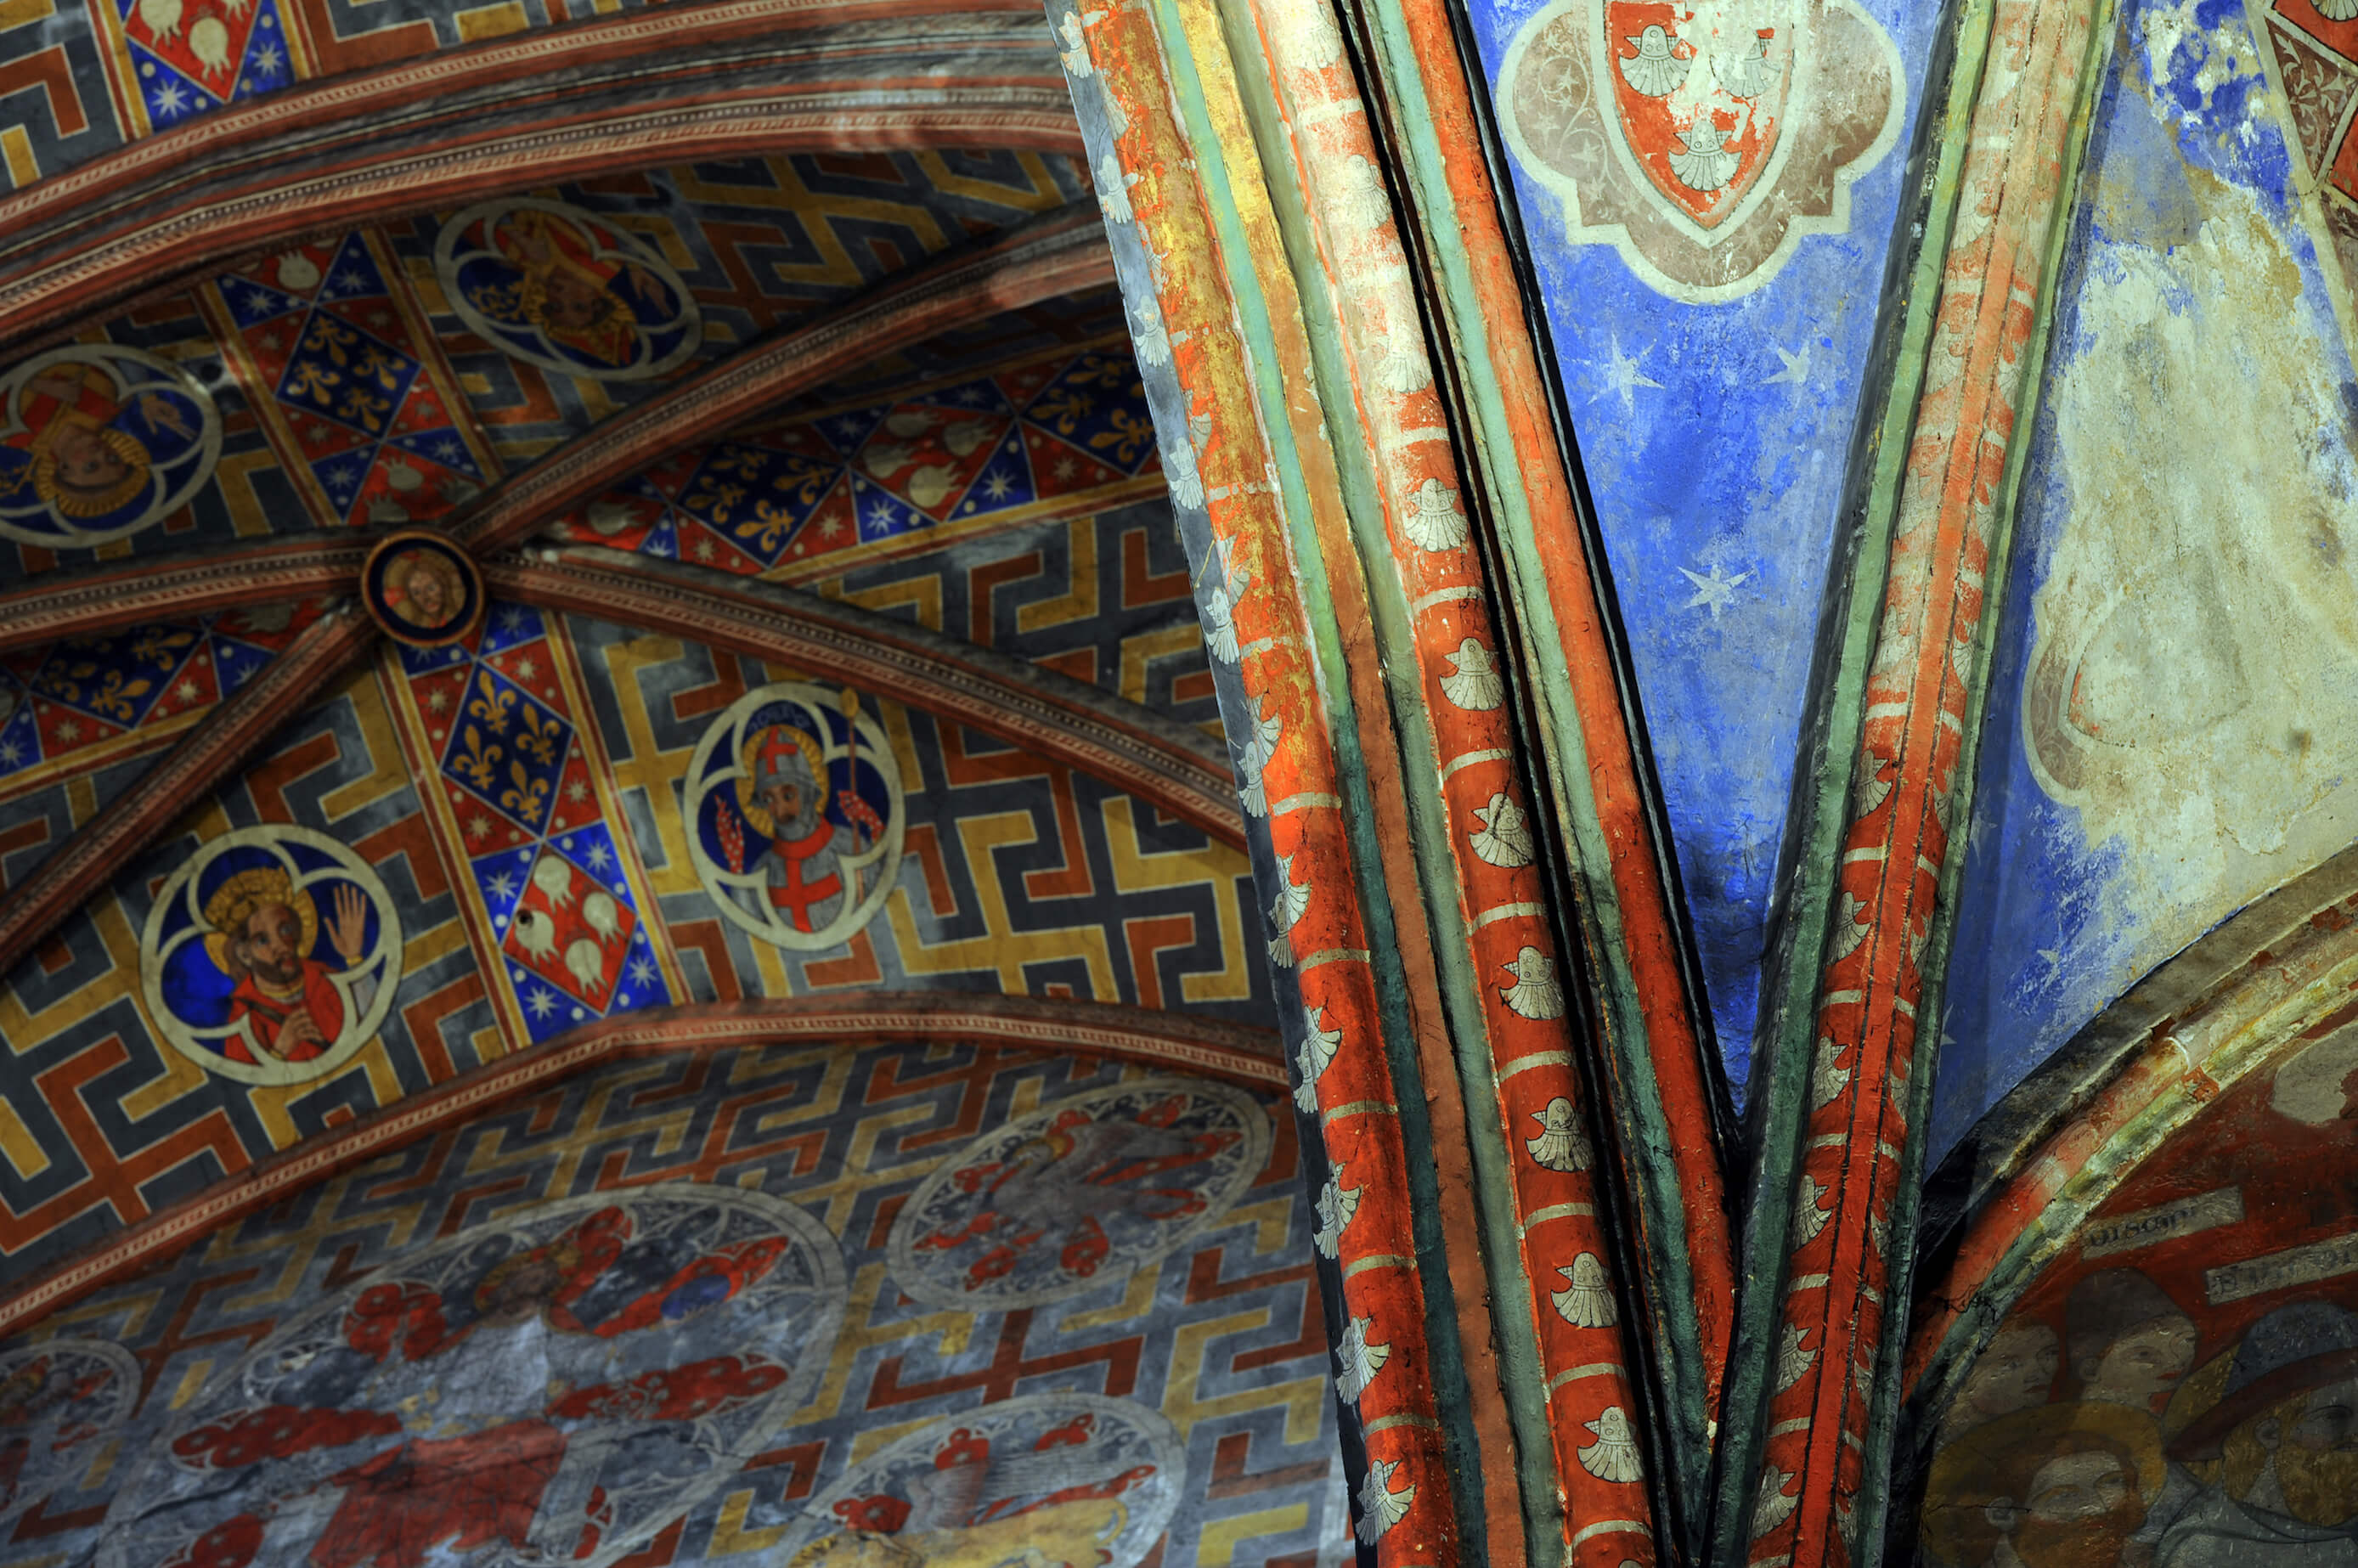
left=1501, top=0, right=1904, bottom=301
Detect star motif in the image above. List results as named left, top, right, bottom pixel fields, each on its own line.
left=1593, top=336, right=1663, bottom=417
left=176, top=680, right=200, bottom=702
left=242, top=288, right=276, bottom=316
left=330, top=268, right=369, bottom=296
left=818, top=516, right=843, bottom=540
left=865, top=502, right=897, bottom=528
left=1052, top=457, right=1076, bottom=481
left=53, top=719, right=81, bottom=743
left=497, top=606, right=527, bottom=631
left=251, top=41, right=283, bottom=73
left=424, top=690, right=449, bottom=713
left=465, top=813, right=493, bottom=841
left=1765, top=341, right=1812, bottom=386
left=488, top=871, right=516, bottom=902
left=525, top=987, right=557, bottom=1019
left=515, top=656, right=538, bottom=681
left=982, top=472, right=1013, bottom=501
left=0, top=741, right=20, bottom=766
left=433, top=439, right=462, bottom=464
left=584, top=843, right=612, bottom=871
left=691, top=538, right=714, bottom=561
left=1678, top=562, right=1752, bottom=619
left=629, top=956, right=656, bottom=985
left=563, top=779, right=589, bottom=804
left=150, top=81, right=192, bottom=120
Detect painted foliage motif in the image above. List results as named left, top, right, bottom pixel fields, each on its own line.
left=686, top=682, right=905, bottom=952
left=1921, top=1025, right=2358, bottom=1568
left=0, top=1341, right=138, bottom=1527
left=777, top=1394, right=1183, bottom=1568
left=888, top=1078, right=1269, bottom=1309
left=437, top=200, right=702, bottom=382
left=0, top=346, right=221, bottom=548
left=139, top=824, right=403, bottom=1084
left=1498, top=0, right=1904, bottom=298
left=98, top=1186, right=846, bottom=1568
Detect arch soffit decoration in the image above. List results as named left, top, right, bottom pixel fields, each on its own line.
left=0, top=990, right=1283, bottom=1343
left=1051, top=0, right=2126, bottom=1561
left=1909, top=843, right=2358, bottom=1413
left=0, top=0, right=1081, bottom=357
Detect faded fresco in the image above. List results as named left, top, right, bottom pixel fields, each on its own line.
left=1470, top=0, right=1940, bottom=1091
left=0, top=1041, right=1348, bottom=1566
left=1919, top=1024, right=2358, bottom=1568
left=1938, top=0, right=2358, bottom=1159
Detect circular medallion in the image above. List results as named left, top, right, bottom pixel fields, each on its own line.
left=772, top=1393, right=1183, bottom=1568
left=0, top=346, right=222, bottom=548
left=98, top=1184, right=848, bottom=1568
left=435, top=199, right=702, bottom=382
left=138, top=824, right=404, bottom=1085
left=888, top=1076, right=1270, bottom=1309
left=0, top=1339, right=139, bottom=1526
left=685, top=682, right=905, bottom=952
left=362, top=531, right=484, bottom=646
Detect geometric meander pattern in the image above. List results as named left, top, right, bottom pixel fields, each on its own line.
left=0, top=1041, right=1347, bottom=1567
left=381, top=155, right=1094, bottom=462
left=0, top=583, right=1259, bottom=1279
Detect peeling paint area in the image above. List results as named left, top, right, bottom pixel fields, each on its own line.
left=1937, top=0, right=2358, bottom=1157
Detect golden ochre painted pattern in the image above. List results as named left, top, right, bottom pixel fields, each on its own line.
left=0, top=1041, right=1347, bottom=1565
left=380, top=155, right=1095, bottom=463
left=0, top=597, right=1256, bottom=1280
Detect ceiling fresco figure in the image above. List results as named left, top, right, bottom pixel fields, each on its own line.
left=687, top=681, right=905, bottom=951
left=139, top=822, right=402, bottom=1083
left=0, top=347, right=220, bottom=549
left=16, top=0, right=2358, bottom=1552
left=437, top=200, right=704, bottom=384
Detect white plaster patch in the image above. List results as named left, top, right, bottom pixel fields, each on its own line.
left=2136, top=0, right=2263, bottom=136
left=2028, top=168, right=2358, bottom=958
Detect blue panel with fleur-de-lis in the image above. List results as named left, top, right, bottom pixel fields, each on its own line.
left=30, top=623, right=205, bottom=730
left=438, top=663, right=574, bottom=835
left=275, top=312, right=420, bottom=442
left=673, top=442, right=841, bottom=567
left=1019, top=352, right=1156, bottom=477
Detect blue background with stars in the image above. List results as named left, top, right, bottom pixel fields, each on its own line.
left=1456, top=0, right=1939, bottom=1097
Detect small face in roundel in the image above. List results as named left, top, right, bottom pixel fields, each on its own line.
left=382, top=548, right=464, bottom=631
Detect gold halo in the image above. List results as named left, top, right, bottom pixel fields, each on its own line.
left=200, top=866, right=319, bottom=974
left=31, top=426, right=149, bottom=518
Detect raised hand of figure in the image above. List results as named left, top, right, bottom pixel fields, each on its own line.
left=328, top=884, right=369, bottom=968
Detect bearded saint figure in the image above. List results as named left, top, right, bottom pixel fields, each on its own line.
left=732, top=724, right=871, bottom=936
left=201, top=869, right=374, bottom=1064
left=2160, top=1303, right=2358, bottom=1568
left=1925, top=1403, right=2164, bottom=1568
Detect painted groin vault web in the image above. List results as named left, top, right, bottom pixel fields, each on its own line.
left=3, top=0, right=2358, bottom=1564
